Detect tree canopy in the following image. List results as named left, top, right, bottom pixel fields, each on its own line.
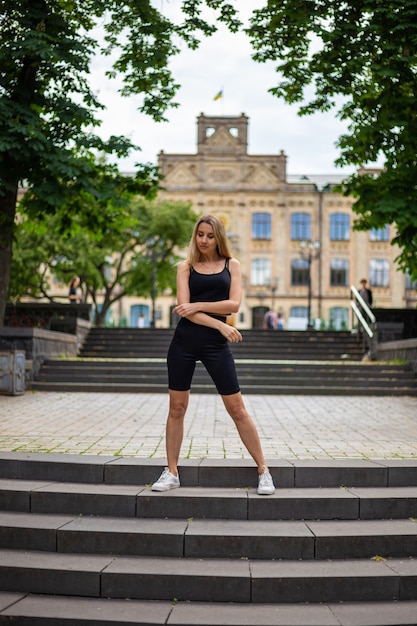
left=2, top=0, right=417, bottom=329
left=10, top=198, right=198, bottom=326
left=0, top=0, right=240, bottom=324
left=246, top=0, right=417, bottom=279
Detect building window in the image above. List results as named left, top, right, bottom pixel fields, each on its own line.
left=251, top=258, right=271, bottom=286
left=330, top=258, right=349, bottom=286
left=329, top=307, right=349, bottom=330
left=369, top=225, right=390, bottom=241
left=405, top=273, right=417, bottom=290
left=370, top=259, right=389, bottom=287
left=252, top=212, right=272, bottom=239
left=291, top=213, right=311, bottom=240
left=290, top=306, right=308, bottom=318
left=291, top=258, right=309, bottom=285
left=330, top=213, right=350, bottom=240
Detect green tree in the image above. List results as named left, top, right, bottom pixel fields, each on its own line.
left=246, top=1, right=417, bottom=279
left=10, top=199, right=198, bottom=326
left=0, top=0, right=240, bottom=325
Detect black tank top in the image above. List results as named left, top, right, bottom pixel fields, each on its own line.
left=189, top=259, right=230, bottom=322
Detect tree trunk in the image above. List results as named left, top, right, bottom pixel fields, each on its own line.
left=0, top=183, right=18, bottom=327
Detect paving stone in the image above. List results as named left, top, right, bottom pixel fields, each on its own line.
left=0, top=592, right=27, bottom=612
left=384, top=558, right=417, bottom=601
left=0, top=549, right=114, bottom=597
left=347, top=486, right=417, bottom=519
left=385, top=460, right=417, bottom=487
left=138, top=487, right=248, bottom=519
left=0, top=511, right=75, bottom=551
left=250, top=559, right=400, bottom=603
left=307, top=519, right=417, bottom=559
left=31, top=482, right=144, bottom=517
left=169, top=600, right=340, bottom=625
left=0, top=452, right=116, bottom=483
left=0, top=594, right=172, bottom=625
left=105, top=457, right=200, bottom=486
left=0, top=479, right=52, bottom=512
left=184, top=519, right=314, bottom=559
left=248, top=487, right=359, bottom=520
left=1, top=393, right=417, bottom=461
left=101, top=556, right=251, bottom=603
left=328, top=600, right=417, bottom=625
left=198, top=459, right=294, bottom=488
left=57, top=516, right=187, bottom=557
left=293, top=460, right=388, bottom=488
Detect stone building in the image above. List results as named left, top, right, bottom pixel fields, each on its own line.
left=16, top=112, right=415, bottom=329
left=152, top=112, right=414, bottom=329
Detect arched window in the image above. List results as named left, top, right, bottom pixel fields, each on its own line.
left=251, top=258, right=271, bottom=286
left=330, top=259, right=349, bottom=286
left=370, top=225, right=390, bottom=241
left=291, top=258, right=309, bottom=285
left=252, top=213, right=272, bottom=239
left=291, top=213, right=311, bottom=240
left=330, top=213, right=350, bottom=240
left=370, top=259, right=389, bottom=287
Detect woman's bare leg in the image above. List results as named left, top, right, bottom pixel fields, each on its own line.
left=221, top=391, right=268, bottom=473
left=166, top=389, right=190, bottom=476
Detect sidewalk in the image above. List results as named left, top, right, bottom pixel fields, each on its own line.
left=1, top=391, right=416, bottom=461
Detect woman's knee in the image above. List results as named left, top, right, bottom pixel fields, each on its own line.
left=222, top=393, right=247, bottom=423
left=168, top=391, right=189, bottom=420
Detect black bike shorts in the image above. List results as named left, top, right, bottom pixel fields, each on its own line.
left=167, top=319, right=240, bottom=396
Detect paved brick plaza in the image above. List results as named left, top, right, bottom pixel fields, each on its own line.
left=1, top=392, right=416, bottom=460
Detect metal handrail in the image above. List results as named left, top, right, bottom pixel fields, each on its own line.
left=350, top=285, right=377, bottom=358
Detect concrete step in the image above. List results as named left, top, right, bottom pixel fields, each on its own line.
left=79, top=347, right=365, bottom=360
left=2, top=479, right=417, bottom=521
left=32, top=356, right=417, bottom=395
left=0, top=549, right=416, bottom=603
left=79, top=328, right=365, bottom=362
left=3, top=595, right=417, bottom=626
left=2, top=456, right=417, bottom=618
left=34, top=361, right=415, bottom=382
left=3, top=454, right=417, bottom=486
left=2, top=511, right=417, bottom=559
left=2, top=454, right=417, bottom=487
left=31, top=382, right=417, bottom=397
left=2, top=594, right=417, bottom=625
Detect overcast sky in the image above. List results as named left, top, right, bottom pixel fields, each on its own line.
left=90, top=1, right=359, bottom=177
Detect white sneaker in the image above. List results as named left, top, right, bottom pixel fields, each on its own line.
left=257, top=468, right=275, bottom=495
left=151, top=467, right=180, bottom=492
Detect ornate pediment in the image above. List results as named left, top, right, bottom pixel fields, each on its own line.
left=163, top=163, right=200, bottom=187
left=244, top=164, right=280, bottom=189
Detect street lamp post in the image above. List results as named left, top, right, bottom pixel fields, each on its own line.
left=146, top=236, right=164, bottom=328
left=300, top=240, right=321, bottom=329
left=270, top=277, right=278, bottom=311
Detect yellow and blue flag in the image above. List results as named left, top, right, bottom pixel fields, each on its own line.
left=213, top=90, right=223, bottom=101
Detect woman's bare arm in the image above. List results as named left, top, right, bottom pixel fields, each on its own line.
left=173, top=260, right=243, bottom=343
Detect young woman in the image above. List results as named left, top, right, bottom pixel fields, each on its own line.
left=68, top=276, right=82, bottom=303
left=152, top=214, right=275, bottom=495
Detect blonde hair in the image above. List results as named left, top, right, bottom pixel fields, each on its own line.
left=187, top=214, right=232, bottom=265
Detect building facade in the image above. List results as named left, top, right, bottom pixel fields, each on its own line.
left=18, top=113, right=415, bottom=329
left=151, top=113, right=414, bottom=329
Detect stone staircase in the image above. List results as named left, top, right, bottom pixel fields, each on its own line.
left=78, top=328, right=365, bottom=361
left=0, top=453, right=417, bottom=624
left=31, top=329, right=417, bottom=395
